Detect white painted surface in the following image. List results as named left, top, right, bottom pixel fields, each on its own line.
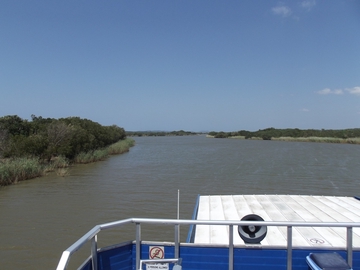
left=194, top=195, right=360, bottom=248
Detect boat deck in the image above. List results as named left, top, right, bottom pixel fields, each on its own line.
left=194, top=195, right=360, bottom=249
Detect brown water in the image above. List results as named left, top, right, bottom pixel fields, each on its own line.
left=1, top=136, right=360, bottom=269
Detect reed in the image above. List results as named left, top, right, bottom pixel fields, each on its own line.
left=107, top=138, right=135, bottom=155
left=46, top=155, right=70, bottom=172
left=247, top=137, right=263, bottom=140
left=74, top=149, right=109, bottom=163
left=56, top=168, right=69, bottom=177
left=74, top=151, right=95, bottom=164
left=0, top=138, right=135, bottom=185
left=73, top=139, right=135, bottom=164
left=272, top=137, right=360, bottom=144
left=93, top=149, right=109, bottom=161
left=229, top=136, right=246, bottom=139
left=53, top=155, right=70, bottom=168
left=346, top=138, right=360, bottom=144
left=0, top=157, right=45, bottom=186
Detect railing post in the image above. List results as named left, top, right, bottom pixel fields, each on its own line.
left=91, top=235, right=98, bottom=270
left=347, top=227, right=353, bottom=268
left=175, top=190, right=180, bottom=259
left=229, top=225, right=234, bottom=270
left=175, top=224, right=180, bottom=259
left=287, top=226, right=292, bottom=270
left=136, top=223, right=141, bottom=270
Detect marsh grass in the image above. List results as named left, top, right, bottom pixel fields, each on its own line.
left=74, top=138, right=135, bottom=164
left=272, top=137, right=360, bottom=144
left=247, top=137, right=263, bottom=140
left=0, top=157, right=45, bottom=186
left=346, top=138, right=360, bottom=144
left=0, top=138, right=135, bottom=185
left=46, top=155, right=70, bottom=172
left=53, top=155, right=69, bottom=168
left=107, top=138, right=135, bottom=155
left=229, top=136, right=245, bottom=139
left=74, top=149, right=108, bottom=163
left=56, top=168, right=69, bottom=177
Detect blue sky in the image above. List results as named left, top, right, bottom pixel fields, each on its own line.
left=1, top=1, right=359, bottom=132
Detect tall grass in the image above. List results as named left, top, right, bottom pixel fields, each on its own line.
left=107, top=138, right=135, bottom=155
left=229, top=136, right=246, bottom=139
left=346, top=138, right=360, bottom=144
left=0, top=138, right=133, bottom=185
left=272, top=137, right=360, bottom=144
left=56, top=168, right=69, bottom=177
left=45, top=155, right=70, bottom=177
left=45, top=155, right=70, bottom=172
left=74, top=149, right=109, bottom=164
left=247, top=137, right=263, bottom=140
left=74, top=138, right=135, bottom=164
left=0, top=157, right=45, bottom=186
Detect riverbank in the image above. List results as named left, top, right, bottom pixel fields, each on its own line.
left=0, top=138, right=135, bottom=186
left=207, top=128, right=360, bottom=143
left=206, top=135, right=360, bottom=144
left=272, top=136, right=360, bottom=144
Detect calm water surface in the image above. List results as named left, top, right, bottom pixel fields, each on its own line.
left=1, top=136, right=360, bottom=269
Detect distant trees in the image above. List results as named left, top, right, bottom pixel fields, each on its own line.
left=0, top=115, right=126, bottom=160
left=126, top=130, right=197, bottom=137
left=209, top=128, right=360, bottom=142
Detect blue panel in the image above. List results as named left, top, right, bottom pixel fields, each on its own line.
left=97, top=244, right=133, bottom=270
left=234, top=249, right=288, bottom=270
left=180, top=246, right=229, bottom=270
left=79, top=243, right=360, bottom=270
left=79, top=260, right=92, bottom=270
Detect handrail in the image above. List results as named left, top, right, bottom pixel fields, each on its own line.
left=56, top=218, right=360, bottom=270
left=56, top=219, right=133, bottom=270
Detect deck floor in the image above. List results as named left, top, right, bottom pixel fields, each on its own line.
left=194, top=195, right=360, bottom=248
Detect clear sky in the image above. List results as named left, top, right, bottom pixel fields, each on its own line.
left=1, top=1, right=359, bottom=132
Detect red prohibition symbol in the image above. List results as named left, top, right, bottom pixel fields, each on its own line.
left=149, top=247, right=164, bottom=259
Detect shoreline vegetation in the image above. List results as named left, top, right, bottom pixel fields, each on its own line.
left=2, top=115, right=359, bottom=186
left=207, top=135, right=360, bottom=144
left=0, top=115, right=134, bottom=186
left=126, top=130, right=198, bottom=136
left=207, top=128, right=360, bottom=145
left=0, top=138, right=135, bottom=186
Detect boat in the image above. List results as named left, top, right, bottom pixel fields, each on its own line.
left=56, top=195, right=360, bottom=270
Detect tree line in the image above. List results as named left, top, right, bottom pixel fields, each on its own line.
left=126, top=130, right=198, bottom=137
left=208, top=127, right=360, bottom=140
left=0, top=115, right=126, bottom=160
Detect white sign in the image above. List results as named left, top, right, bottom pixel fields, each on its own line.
left=146, top=263, right=169, bottom=270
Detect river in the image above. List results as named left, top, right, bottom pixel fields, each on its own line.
left=1, top=135, right=359, bottom=269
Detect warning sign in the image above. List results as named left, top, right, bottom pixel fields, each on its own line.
left=146, top=264, right=169, bottom=270
left=149, top=246, right=165, bottom=259
left=147, top=246, right=169, bottom=270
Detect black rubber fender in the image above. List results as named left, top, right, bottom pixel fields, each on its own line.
left=238, top=214, right=267, bottom=244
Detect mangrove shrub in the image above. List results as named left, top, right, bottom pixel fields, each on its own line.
left=0, top=115, right=127, bottom=160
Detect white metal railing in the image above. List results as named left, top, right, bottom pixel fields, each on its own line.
left=56, top=218, right=360, bottom=270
